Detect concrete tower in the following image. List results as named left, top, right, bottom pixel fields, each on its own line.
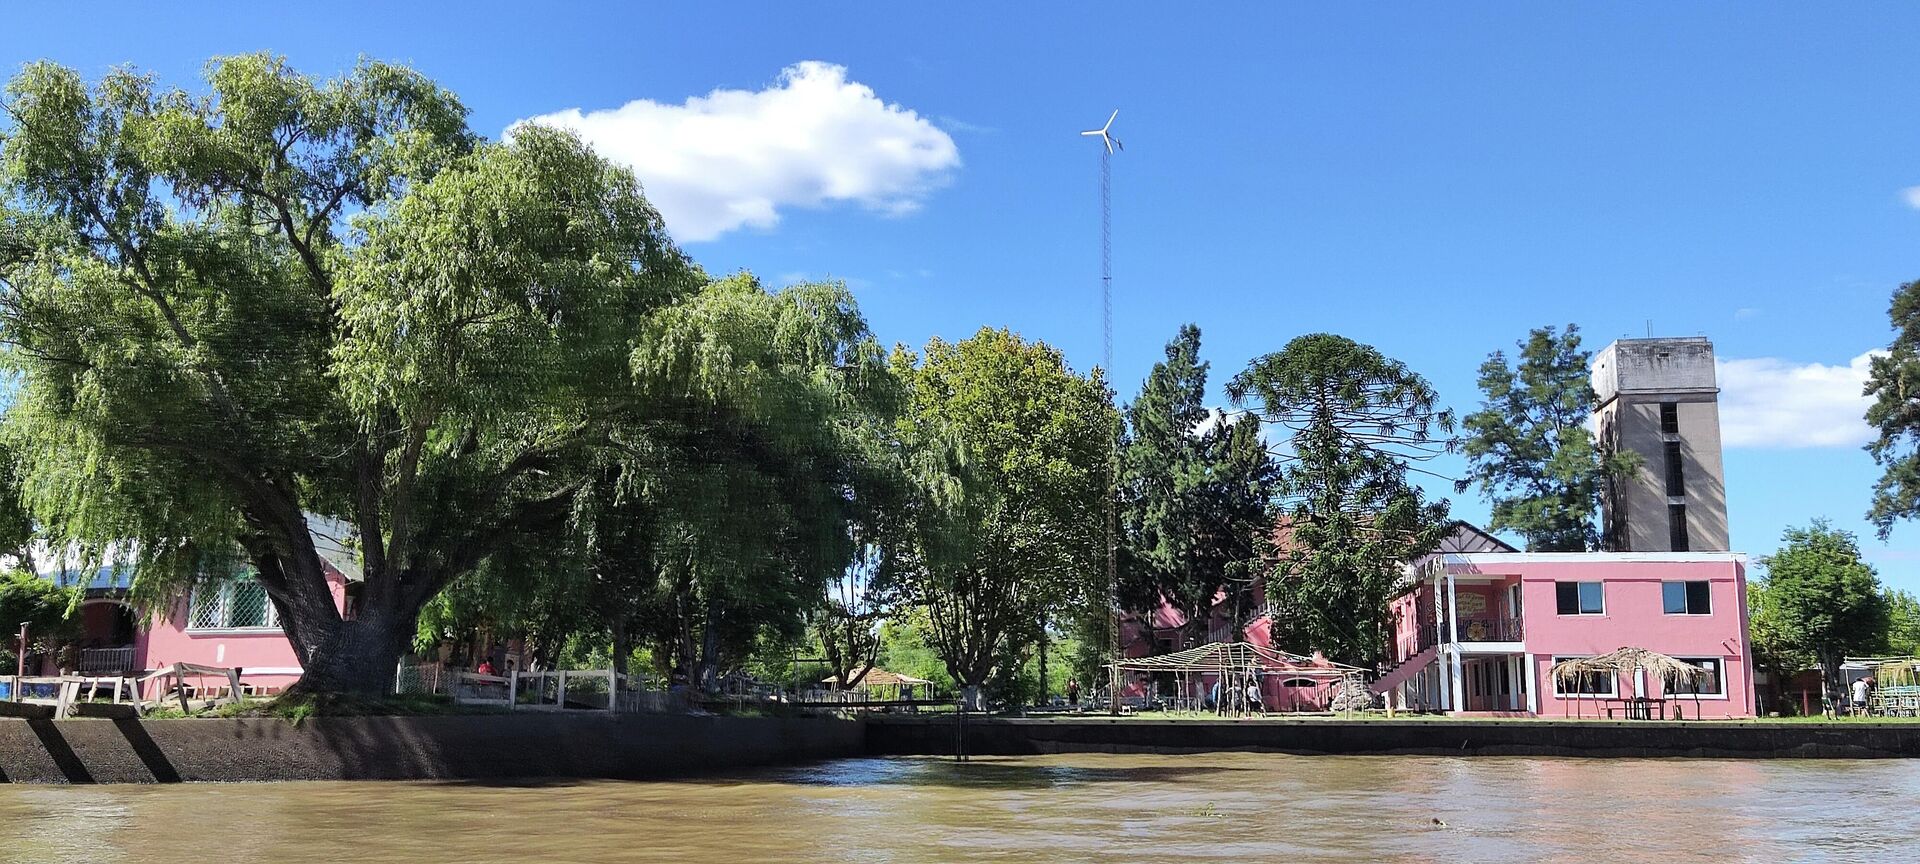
left=1590, top=337, right=1730, bottom=552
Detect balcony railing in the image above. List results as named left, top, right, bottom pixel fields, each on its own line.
left=1446, top=615, right=1524, bottom=643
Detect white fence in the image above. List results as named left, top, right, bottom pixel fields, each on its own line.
left=414, top=667, right=693, bottom=714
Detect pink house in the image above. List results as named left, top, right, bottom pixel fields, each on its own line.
left=32, top=521, right=361, bottom=696
left=132, top=561, right=353, bottom=695
left=1379, top=542, right=1755, bottom=718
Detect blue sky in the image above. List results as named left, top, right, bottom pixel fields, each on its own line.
left=10, top=4, right=1920, bottom=587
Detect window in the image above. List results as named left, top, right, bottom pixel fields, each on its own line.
left=1669, top=503, right=1690, bottom=552
left=187, top=579, right=279, bottom=631
left=1662, top=580, right=1712, bottom=615
left=1554, top=581, right=1605, bottom=615
left=1552, top=656, right=1618, bottom=697
left=1664, top=441, right=1685, bottom=497
left=1663, top=657, right=1725, bottom=697
left=1660, top=401, right=1679, bottom=433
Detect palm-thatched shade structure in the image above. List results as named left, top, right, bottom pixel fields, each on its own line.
left=1109, top=642, right=1364, bottom=716
left=822, top=667, right=933, bottom=700
left=1551, top=647, right=1707, bottom=718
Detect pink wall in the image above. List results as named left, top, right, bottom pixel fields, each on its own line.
left=1439, top=556, right=1754, bottom=718
left=134, top=566, right=351, bottom=694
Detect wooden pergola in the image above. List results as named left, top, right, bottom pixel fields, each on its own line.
left=1109, top=642, right=1364, bottom=716
left=824, top=667, right=934, bottom=701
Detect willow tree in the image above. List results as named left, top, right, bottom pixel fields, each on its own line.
left=0, top=56, right=693, bottom=694
left=416, top=274, right=897, bottom=687
left=1228, top=334, right=1453, bottom=667
left=622, top=275, right=900, bottom=689
left=893, top=329, right=1111, bottom=709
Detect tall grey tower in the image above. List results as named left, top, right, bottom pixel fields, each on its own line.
left=1590, top=337, right=1730, bottom=552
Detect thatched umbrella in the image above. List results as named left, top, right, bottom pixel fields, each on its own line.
left=1552, top=647, right=1706, bottom=719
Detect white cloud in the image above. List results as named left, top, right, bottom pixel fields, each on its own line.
left=1903, top=186, right=1920, bottom=209
left=513, top=62, right=960, bottom=243
left=1717, top=351, right=1882, bottom=449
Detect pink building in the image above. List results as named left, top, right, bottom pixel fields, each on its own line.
left=1379, top=544, right=1755, bottom=718
left=33, top=521, right=361, bottom=696
left=131, top=561, right=353, bottom=695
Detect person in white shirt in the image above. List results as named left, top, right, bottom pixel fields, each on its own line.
left=1851, top=677, right=1871, bottom=715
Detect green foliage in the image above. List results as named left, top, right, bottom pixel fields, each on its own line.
left=874, top=612, right=956, bottom=693
left=1120, top=324, right=1276, bottom=647
left=0, top=571, right=78, bottom=669
left=891, top=328, right=1113, bottom=706
left=425, top=274, right=900, bottom=689
left=1754, top=520, right=1890, bottom=703
left=0, top=55, right=694, bottom=693
left=1457, top=325, right=1627, bottom=551
left=1866, top=279, right=1920, bottom=538
left=1228, top=334, right=1454, bottom=667
left=1885, top=589, right=1920, bottom=657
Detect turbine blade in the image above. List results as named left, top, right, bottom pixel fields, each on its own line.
left=1080, top=129, right=1102, bottom=136
left=1104, top=109, right=1119, bottom=132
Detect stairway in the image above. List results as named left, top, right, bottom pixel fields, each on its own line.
left=1369, top=646, right=1437, bottom=695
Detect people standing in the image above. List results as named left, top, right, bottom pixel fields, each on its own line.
left=1066, top=677, right=1081, bottom=708
left=1852, top=676, right=1871, bottom=716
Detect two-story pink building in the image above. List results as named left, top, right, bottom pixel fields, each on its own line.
left=1379, top=542, right=1755, bottom=718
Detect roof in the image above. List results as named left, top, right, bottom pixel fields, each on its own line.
left=825, top=667, right=932, bottom=687
left=1439, top=551, right=1747, bottom=565
left=1435, top=521, right=1518, bottom=554
left=307, top=515, right=363, bottom=582
left=1110, top=641, right=1363, bottom=676
left=29, top=515, right=364, bottom=588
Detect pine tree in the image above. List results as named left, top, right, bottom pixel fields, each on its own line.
left=1121, top=325, right=1276, bottom=650
left=1458, top=325, right=1628, bottom=551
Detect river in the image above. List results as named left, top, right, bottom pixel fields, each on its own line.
left=0, top=754, right=1912, bottom=862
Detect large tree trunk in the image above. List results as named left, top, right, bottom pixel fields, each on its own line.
left=1821, top=650, right=1844, bottom=713
left=960, top=683, right=983, bottom=711
left=280, top=609, right=416, bottom=697
left=610, top=614, right=631, bottom=678
left=1035, top=625, right=1049, bottom=707
left=697, top=597, right=721, bottom=693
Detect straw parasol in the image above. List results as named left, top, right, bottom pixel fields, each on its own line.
left=1551, top=647, right=1706, bottom=718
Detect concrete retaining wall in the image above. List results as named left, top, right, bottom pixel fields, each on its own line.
left=0, top=713, right=862, bottom=784
left=865, top=716, right=1920, bottom=759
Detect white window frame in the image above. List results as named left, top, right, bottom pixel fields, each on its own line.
left=1661, top=580, right=1713, bottom=616
left=1550, top=655, right=1619, bottom=698
left=1663, top=656, right=1729, bottom=700
left=1555, top=581, right=1606, bottom=616
left=186, top=579, right=281, bottom=633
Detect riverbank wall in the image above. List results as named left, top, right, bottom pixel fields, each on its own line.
left=865, top=716, right=1920, bottom=759
left=0, top=713, right=861, bottom=783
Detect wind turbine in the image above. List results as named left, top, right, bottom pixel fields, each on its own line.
left=1082, top=109, right=1121, bottom=714
left=1081, top=109, right=1123, bottom=154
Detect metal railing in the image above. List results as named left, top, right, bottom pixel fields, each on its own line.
left=76, top=646, right=136, bottom=675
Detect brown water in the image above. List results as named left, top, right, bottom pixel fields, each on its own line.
left=1, top=754, right=1914, bottom=863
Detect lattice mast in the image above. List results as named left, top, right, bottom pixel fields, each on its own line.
left=1080, top=110, right=1122, bottom=714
